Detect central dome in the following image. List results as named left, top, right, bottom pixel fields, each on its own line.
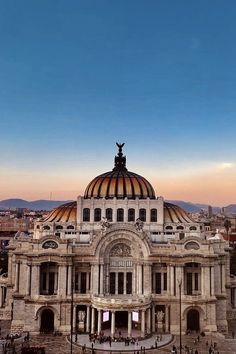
left=84, top=143, right=156, bottom=200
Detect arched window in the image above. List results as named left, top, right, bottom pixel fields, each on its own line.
left=55, top=225, right=63, bottom=230
left=177, top=225, right=184, bottom=230
left=117, top=208, right=124, bottom=222
left=128, top=208, right=135, bottom=222
left=67, top=225, right=74, bottom=229
left=139, top=209, right=146, bottom=222
left=190, top=226, right=197, bottom=231
left=106, top=208, right=113, bottom=221
left=43, top=225, right=50, bottom=230
left=150, top=208, right=157, bottom=222
left=165, top=225, right=173, bottom=230
left=94, top=208, right=101, bottom=222
left=83, top=208, right=90, bottom=222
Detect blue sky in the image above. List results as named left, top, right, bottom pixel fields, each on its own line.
left=0, top=1, right=236, bottom=204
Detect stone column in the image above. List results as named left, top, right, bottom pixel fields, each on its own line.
left=78, top=272, right=81, bottom=293
left=102, top=199, right=105, bottom=218
left=205, top=266, right=210, bottom=296
left=152, top=304, right=155, bottom=332
left=91, top=307, right=95, bottom=334
left=146, top=203, right=150, bottom=223
left=141, top=310, right=145, bottom=337
left=59, top=266, right=67, bottom=297
left=86, top=306, right=90, bottom=332
left=73, top=306, right=77, bottom=331
left=26, top=264, right=31, bottom=296
left=165, top=305, right=169, bottom=333
left=128, top=311, right=132, bottom=337
left=105, top=264, right=109, bottom=295
left=124, top=200, right=128, bottom=222
left=138, top=264, right=142, bottom=295
left=67, top=265, right=72, bottom=296
left=0, top=287, right=3, bottom=308
left=170, top=265, right=175, bottom=296
left=146, top=307, right=151, bottom=334
left=152, top=271, right=155, bottom=293
left=99, top=265, right=104, bottom=295
left=97, top=310, right=102, bottom=334
left=31, top=265, right=40, bottom=296
left=176, top=266, right=183, bottom=296
left=133, top=264, right=137, bottom=294
left=143, top=264, right=152, bottom=295
left=86, top=272, right=90, bottom=293
left=115, top=272, right=118, bottom=295
left=221, top=264, right=226, bottom=293
left=14, top=262, right=20, bottom=292
left=92, top=265, right=99, bottom=295
left=201, top=266, right=205, bottom=296
left=210, top=266, right=215, bottom=296
left=111, top=311, right=115, bottom=339
left=8, top=254, right=12, bottom=281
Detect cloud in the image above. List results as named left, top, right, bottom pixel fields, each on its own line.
left=218, top=162, right=234, bottom=169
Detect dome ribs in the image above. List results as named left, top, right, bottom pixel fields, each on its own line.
left=84, top=170, right=156, bottom=200
left=163, top=202, right=194, bottom=224
left=42, top=202, right=77, bottom=223
left=122, top=171, right=127, bottom=198
left=96, top=174, right=107, bottom=198
left=117, top=171, right=125, bottom=198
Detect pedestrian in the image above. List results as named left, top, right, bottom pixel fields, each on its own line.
left=232, top=331, right=235, bottom=339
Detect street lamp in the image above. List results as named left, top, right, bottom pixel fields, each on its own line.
left=178, top=279, right=182, bottom=354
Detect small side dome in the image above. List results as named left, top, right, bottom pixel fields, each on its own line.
left=164, top=202, right=194, bottom=223
left=84, top=143, right=156, bottom=200
left=43, top=201, right=77, bottom=223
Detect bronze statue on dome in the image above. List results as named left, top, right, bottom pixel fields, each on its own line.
left=113, top=142, right=127, bottom=171
left=116, top=142, right=125, bottom=153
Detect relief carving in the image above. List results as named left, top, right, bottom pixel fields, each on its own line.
left=110, top=243, right=131, bottom=257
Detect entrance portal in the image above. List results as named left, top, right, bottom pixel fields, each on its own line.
left=40, top=309, right=54, bottom=333
left=115, top=311, right=128, bottom=328
left=187, top=309, right=199, bottom=331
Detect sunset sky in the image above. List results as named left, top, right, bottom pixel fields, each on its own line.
left=0, top=1, right=236, bottom=206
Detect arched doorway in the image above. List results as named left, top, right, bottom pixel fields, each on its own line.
left=40, top=309, right=54, bottom=333
left=187, top=309, right=199, bottom=331
left=116, top=311, right=128, bottom=328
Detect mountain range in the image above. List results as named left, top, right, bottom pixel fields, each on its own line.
left=0, top=198, right=236, bottom=214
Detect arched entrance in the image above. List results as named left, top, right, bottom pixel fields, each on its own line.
left=40, top=309, right=54, bottom=333
left=116, top=311, right=128, bottom=328
left=187, top=309, right=200, bottom=331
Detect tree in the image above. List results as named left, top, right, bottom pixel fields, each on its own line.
left=224, top=219, right=232, bottom=242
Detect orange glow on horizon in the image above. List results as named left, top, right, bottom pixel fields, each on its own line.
left=0, top=166, right=235, bottom=206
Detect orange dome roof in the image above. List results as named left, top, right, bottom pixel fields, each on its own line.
left=43, top=201, right=77, bottom=222
left=164, top=202, right=194, bottom=223
left=84, top=143, right=156, bottom=200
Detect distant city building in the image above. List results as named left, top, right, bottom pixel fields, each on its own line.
left=0, top=145, right=235, bottom=337
left=208, top=205, right=212, bottom=218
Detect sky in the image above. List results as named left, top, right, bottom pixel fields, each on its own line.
left=0, top=0, right=236, bottom=206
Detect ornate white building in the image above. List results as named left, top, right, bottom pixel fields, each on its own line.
left=0, top=144, right=235, bottom=336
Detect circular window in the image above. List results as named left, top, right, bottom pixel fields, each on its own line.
left=184, top=242, right=200, bottom=250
